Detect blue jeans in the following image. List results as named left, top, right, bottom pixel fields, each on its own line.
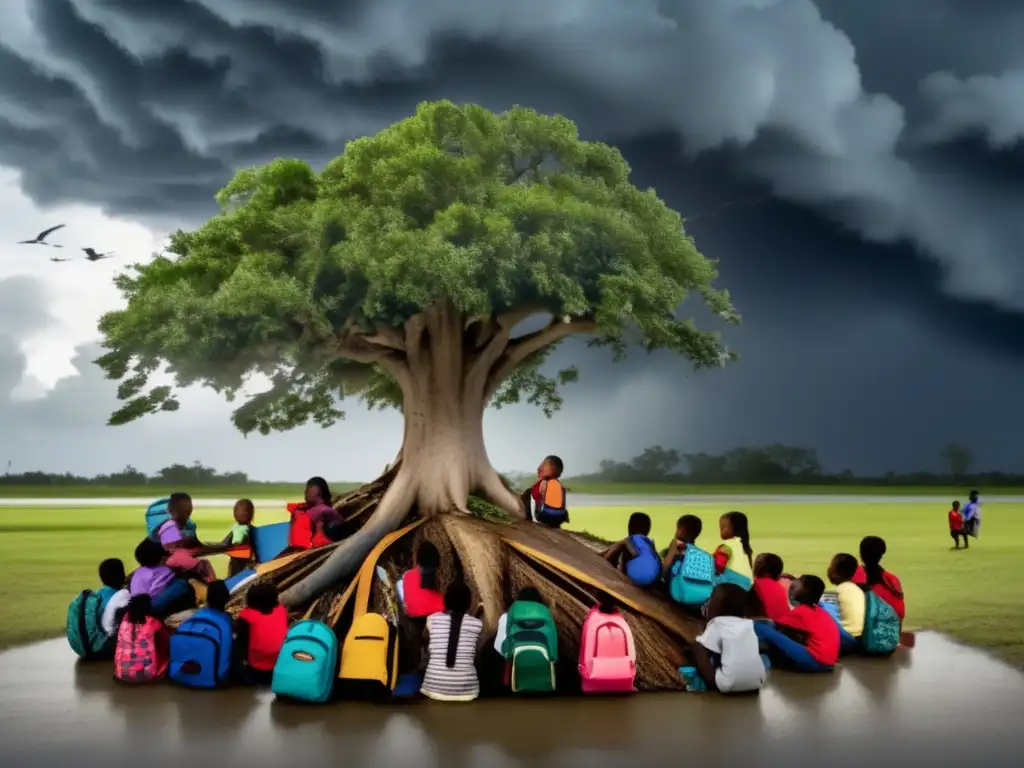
left=754, top=621, right=833, bottom=673
left=838, top=625, right=860, bottom=655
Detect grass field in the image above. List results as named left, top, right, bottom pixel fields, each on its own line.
left=2, top=501, right=1021, bottom=666
left=0, top=483, right=1019, bottom=498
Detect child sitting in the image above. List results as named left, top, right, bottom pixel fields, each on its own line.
left=114, top=594, right=171, bottom=684
left=421, top=582, right=484, bottom=702
left=304, top=476, right=345, bottom=541
left=601, top=512, right=661, bottom=587
left=661, top=514, right=703, bottom=579
left=157, top=492, right=217, bottom=582
left=752, top=553, right=791, bottom=622
left=222, top=499, right=255, bottom=577
left=753, top=575, right=839, bottom=673
left=398, top=541, right=445, bottom=618
left=827, top=553, right=866, bottom=654
left=129, top=539, right=176, bottom=600
left=682, top=584, right=766, bottom=694
left=98, top=558, right=131, bottom=637
left=948, top=500, right=966, bottom=549
left=852, top=535, right=906, bottom=620
left=523, top=455, right=569, bottom=529
left=714, top=511, right=754, bottom=585
left=235, top=581, right=289, bottom=685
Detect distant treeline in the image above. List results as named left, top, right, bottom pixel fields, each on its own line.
left=0, top=462, right=255, bottom=487
left=575, top=443, right=1017, bottom=487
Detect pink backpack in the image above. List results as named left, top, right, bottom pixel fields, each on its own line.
left=578, top=605, right=636, bottom=694
left=114, top=616, right=168, bottom=684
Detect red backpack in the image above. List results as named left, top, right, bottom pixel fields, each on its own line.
left=578, top=605, right=636, bottom=694
left=114, top=616, right=169, bottom=684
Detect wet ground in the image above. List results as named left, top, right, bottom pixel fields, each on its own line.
left=3, top=633, right=1022, bottom=767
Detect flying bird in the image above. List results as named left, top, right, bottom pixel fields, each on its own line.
left=49, top=256, right=70, bottom=263
left=82, top=248, right=115, bottom=261
left=17, top=224, right=65, bottom=247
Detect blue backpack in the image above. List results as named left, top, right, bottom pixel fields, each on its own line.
left=169, top=607, right=234, bottom=688
left=861, top=591, right=901, bottom=656
left=146, top=497, right=196, bottom=542
left=271, top=620, right=339, bottom=704
left=66, top=588, right=115, bottom=659
left=625, top=535, right=661, bottom=587
left=669, top=545, right=716, bottom=605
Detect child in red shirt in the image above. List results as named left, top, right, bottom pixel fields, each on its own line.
left=753, top=575, right=838, bottom=672
left=751, top=553, right=792, bottom=622
left=948, top=501, right=966, bottom=549
left=851, top=536, right=906, bottom=620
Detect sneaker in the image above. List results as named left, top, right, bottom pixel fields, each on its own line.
left=678, top=666, right=708, bottom=692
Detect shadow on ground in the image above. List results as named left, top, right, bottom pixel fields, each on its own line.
left=1, top=632, right=1022, bottom=767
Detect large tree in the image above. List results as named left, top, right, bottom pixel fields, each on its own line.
left=97, top=101, right=737, bottom=606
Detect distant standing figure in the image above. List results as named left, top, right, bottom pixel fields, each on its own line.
left=962, top=490, right=981, bottom=540
left=948, top=500, right=967, bottom=549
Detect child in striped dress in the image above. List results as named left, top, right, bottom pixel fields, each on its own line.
left=421, top=582, right=483, bottom=702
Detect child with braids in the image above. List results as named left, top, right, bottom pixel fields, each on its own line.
left=851, top=536, right=906, bottom=621
left=421, top=582, right=483, bottom=702
left=714, top=511, right=754, bottom=586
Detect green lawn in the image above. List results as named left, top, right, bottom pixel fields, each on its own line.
left=2, top=501, right=1021, bottom=667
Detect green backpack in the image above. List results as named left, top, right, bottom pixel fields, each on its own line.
left=502, top=600, right=558, bottom=693
left=861, top=591, right=900, bottom=656
left=67, top=588, right=114, bottom=659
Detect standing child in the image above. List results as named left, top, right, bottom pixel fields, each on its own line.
left=235, top=582, right=289, bottom=685
left=714, top=511, right=754, bottom=586
left=752, top=553, right=791, bottom=622
left=222, top=499, right=256, bottom=577
left=852, top=536, right=906, bottom=621
left=661, top=514, right=703, bottom=579
left=601, top=512, right=661, bottom=587
left=114, top=594, right=171, bottom=684
left=523, top=455, right=569, bottom=529
left=158, top=492, right=217, bottom=582
left=827, top=553, right=866, bottom=655
left=753, top=575, right=839, bottom=673
left=682, top=584, right=766, bottom=694
left=948, top=501, right=966, bottom=549
left=963, top=489, right=981, bottom=540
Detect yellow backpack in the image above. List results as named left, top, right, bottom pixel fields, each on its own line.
left=338, top=612, right=399, bottom=697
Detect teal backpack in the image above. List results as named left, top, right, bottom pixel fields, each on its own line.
left=271, top=620, right=339, bottom=704
left=715, top=568, right=752, bottom=591
left=67, top=588, right=114, bottom=659
left=503, top=601, right=558, bottom=694
left=861, top=591, right=900, bottom=655
left=145, top=497, right=196, bottom=542
left=669, top=546, right=716, bottom=606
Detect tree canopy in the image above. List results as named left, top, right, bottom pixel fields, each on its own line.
left=97, top=100, right=737, bottom=434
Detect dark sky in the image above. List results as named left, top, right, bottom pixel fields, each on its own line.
left=1, top=0, right=1023, bottom=478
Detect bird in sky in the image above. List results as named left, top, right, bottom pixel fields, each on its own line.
left=82, top=248, right=115, bottom=261
left=17, top=224, right=65, bottom=247
left=49, top=256, right=71, bottom=263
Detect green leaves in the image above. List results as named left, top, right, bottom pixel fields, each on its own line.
left=97, top=100, right=736, bottom=432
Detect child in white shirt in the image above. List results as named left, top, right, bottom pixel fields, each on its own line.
left=683, top=584, right=766, bottom=693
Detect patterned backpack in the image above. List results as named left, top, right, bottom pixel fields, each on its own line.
left=668, top=546, right=716, bottom=606
left=861, top=590, right=901, bottom=656
left=114, top=616, right=169, bottom=684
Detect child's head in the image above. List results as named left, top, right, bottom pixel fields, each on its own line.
left=969, top=489, right=979, bottom=502
left=675, top=514, right=702, bottom=544
left=719, top=510, right=753, bottom=563
left=706, top=584, right=748, bottom=619
left=99, top=558, right=126, bottom=589
left=516, top=586, right=544, bottom=605
left=304, top=476, right=332, bottom=505
left=792, top=575, right=826, bottom=607
left=205, top=580, right=230, bottom=612
left=598, top=598, right=618, bottom=614
left=415, top=541, right=441, bottom=590
left=827, top=553, right=859, bottom=586
left=951, top=500, right=960, bottom=511
left=233, top=498, right=255, bottom=525
left=168, top=492, right=193, bottom=525
left=134, top=538, right=167, bottom=568
left=538, top=455, right=563, bottom=480
left=126, top=594, right=153, bottom=624
left=859, top=535, right=887, bottom=566
left=246, top=581, right=280, bottom=614
left=627, top=512, right=652, bottom=537
left=753, top=553, right=784, bottom=580
left=444, top=581, right=472, bottom=615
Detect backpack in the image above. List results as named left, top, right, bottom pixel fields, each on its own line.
left=861, top=591, right=901, bottom=656
left=169, top=608, right=234, bottom=689
left=668, top=546, right=716, bottom=606
left=146, top=498, right=196, bottom=542
left=537, top=480, right=569, bottom=525
left=338, top=612, right=399, bottom=699
left=66, top=589, right=114, bottom=660
left=503, top=601, right=558, bottom=694
left=272, top=620, right=340, bottom=704
left=578, top=606, right=636, bottom=694
left=114, top=616, right=168, bottom=684
left=715, top=568, right=752, bottom=591
left=624, top=535, right=661, bottom=587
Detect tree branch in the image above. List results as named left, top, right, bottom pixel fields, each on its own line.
left=363, top=324, right=406, bottom=353
left=484, top=316, right=597, bottom=400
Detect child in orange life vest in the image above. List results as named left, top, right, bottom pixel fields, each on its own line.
left=714, top=511, right=754, bottom=583
left=523, top=455, right=568, bottom=528
left=399, top=541, right=446, bottom=618
left=158, top=492, right=218, bottom=583
left=235, top=581, right=289, bottom=685
left=948, top=500, right=966, bottom=549
left=661, top=514, right=704, bottom=580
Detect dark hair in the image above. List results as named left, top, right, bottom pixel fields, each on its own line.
left=99, top=558, right=126, bottom=589
left=517, top=586, right=544, bottom=605
left=710, top=583, right=748, bottom=618
left=723, top=511, right=753, bottom=567
left=443, top=582, right=472, bottom=668
left=235, top=498, right=255, bottom=513
left=126, top=594, right=153, bottom=625
left=969, top=489, right=979, bottom=499
left=753, top=552, right=784, bottom=579
left=416, top=541, right=441, bottom=591
left=795, top=575, right=825, bottom=606
left=859, top=535, right=903, bottom=598
left=952, top=500, right=960, bottom=510
left=305, top=476, right=332, bottom=504
left=169, top=491, right=192, bottom=509
left=598, top=598, right=617, bottom=614
left=830, top=553, right=859, bottom=583
left=134, top=538, right=166, bottom=568
left=205, top=580, right=230, bottom=612
left=246, top=581, right=280, bottom=614
left=677, top=514, right=702, bottom=541
left=628, top=512, right=652, bottom=536
left=544, top=455, right=564, bottom=477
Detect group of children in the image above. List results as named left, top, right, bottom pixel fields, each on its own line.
left=948, top=490, right=982, bottom=549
